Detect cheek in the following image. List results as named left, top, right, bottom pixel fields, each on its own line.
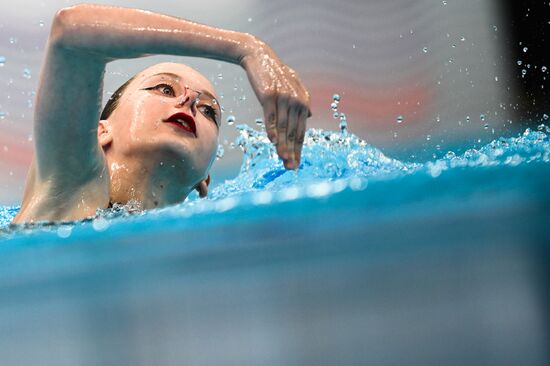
left=127, top=97, right=164, bottom=142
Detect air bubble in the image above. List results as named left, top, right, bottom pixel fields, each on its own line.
left=38, top=20, right=44, bottom=27
left=480, top=114, right=486, bottom=121
left=523, top=47, right=528, bottom=52
left=0, top=56, right=5, bottom=67
left=484, top=123, right=489, bottom=130
left=542, top=66, right=547, bottom=73
left=23, top=68, right=31, bottom=79
left=9, top=37, right=17, bottom=44
left=522, top=69, right=527, bottom=77
left=332, top=94, right=341, bottom=102
left=517, top=60, right=522, bottom=66
left=217, top=73, right=223, bottom=79
left=426, top=134, right=431, bottom=141
left=330, top=102, right=338, bottom=111
left=396, top=115, right=404, bottom=124
left=466, top=115, right=470, bottom=122
left=460, top=36, right=465, bottom=41
left=422, top=47, right=428, bottom=53
left=543, top=113, right=549, bottom=120
left=226, top=115, right=236, bottom=125
left=255, top=118, right=263, bottom=126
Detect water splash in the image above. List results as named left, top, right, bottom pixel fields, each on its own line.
left=208, top=123, right=550, bottom=199
left=2, top=97, right=550, bottom=232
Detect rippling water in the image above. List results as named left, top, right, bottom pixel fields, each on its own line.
left=1, top=122, right=550, bottom=238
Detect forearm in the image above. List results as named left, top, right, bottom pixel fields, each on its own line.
left=51, top=3, right=258, bottom=64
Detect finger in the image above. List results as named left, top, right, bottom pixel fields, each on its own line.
left=294, top=107, right=308, bottom=167
left=263, top=94, right=278, bottom=145
left=286, top=105, right=301, bottom=169
left=276, top=94, right=290, bottom=162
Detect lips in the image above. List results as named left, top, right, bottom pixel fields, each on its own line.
left=163, top=112, right=197, bottom=136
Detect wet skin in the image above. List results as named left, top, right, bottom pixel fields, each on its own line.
left=13, top=4, right=311, bottom=224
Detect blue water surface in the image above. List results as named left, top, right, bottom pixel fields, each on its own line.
left=1, top=122, right=549, bottom=243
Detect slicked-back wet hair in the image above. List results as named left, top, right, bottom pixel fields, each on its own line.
left=100, top=76, right=136, bottom=120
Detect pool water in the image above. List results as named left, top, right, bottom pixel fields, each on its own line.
left=1, top=122, right=549, bottom=365
left=1, top=122, right=549, bottom=235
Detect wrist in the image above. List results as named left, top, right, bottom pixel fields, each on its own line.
left=237, top=33, right=267, bottom=67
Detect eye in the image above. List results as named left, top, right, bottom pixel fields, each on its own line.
left=199, top=105, right=219, bottom=125
left=143, top=83, right=176, bottom=96
left=156, top=84, right=175, bottom=96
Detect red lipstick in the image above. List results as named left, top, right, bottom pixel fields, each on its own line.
left=163, top=112, right=197, bottom=136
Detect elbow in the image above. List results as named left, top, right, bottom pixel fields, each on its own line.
left=49, top=5, right=87, bottom=47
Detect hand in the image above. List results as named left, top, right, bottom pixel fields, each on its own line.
left=241, top=38, right=312, bottom=170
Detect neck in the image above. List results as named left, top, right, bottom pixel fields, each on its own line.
left=107, top=154, right=194, bottom=209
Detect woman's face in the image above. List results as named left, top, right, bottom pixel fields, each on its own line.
left=104, top=63, right=220, bottom=188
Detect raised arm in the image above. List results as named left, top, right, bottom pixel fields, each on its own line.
left=36, top=3, right=309, bottom=186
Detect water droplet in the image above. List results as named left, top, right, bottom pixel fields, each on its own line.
left=332, top=94, right=341, bottom=102
left=0, top=56, right=5, bottom=67
left=542, top=66, right=547, bottom=73
left=480, top=114, right=486, bottom=121
left=226, top=115, right=235, bottom=125
left=422, top=46, right=428, bottom=53
left=523, top=47, right=528, bottom=52
left=396, top=115, right=404, bottom=124
left=57, top=225, right=72, bottom=238
left=216, top=144, right=225, bottom=160
left=23, top=68, right=31, bottom=79
left=92, top=217, right=109, bottom=232
left=517, top=60, right=522, bottom=66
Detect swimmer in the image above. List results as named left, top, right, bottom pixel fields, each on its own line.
left=12, top=4, right=311, bottom=224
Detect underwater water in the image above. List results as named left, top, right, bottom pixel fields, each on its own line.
left=1, top=117, right=550, bottom=365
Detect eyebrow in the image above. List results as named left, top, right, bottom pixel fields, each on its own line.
left=147, top=72, right=220, bottom=104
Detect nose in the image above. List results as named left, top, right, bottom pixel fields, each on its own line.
left=177, top=86, right=200, bottom=110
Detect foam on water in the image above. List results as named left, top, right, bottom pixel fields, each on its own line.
left=1, top=120, right=550, bottom=236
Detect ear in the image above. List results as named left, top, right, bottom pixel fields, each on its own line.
left=195, top=174, right=211, bottom=198
left=98, top=119, right=113, bottom=148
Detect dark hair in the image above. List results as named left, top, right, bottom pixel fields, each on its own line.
left=100, top=76, right=136, bottom=120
